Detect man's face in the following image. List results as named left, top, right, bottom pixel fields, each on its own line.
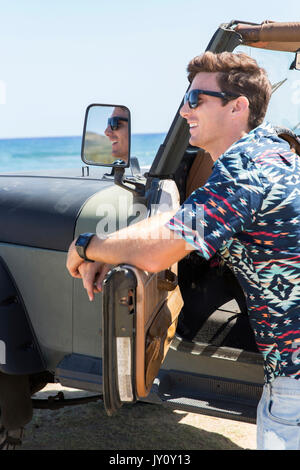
left=180, top=72, right=234, bottom=152
left=104, top=107, right=129, bottom=161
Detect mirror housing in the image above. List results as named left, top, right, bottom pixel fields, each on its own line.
left=81, top=104, right=130, bottom=168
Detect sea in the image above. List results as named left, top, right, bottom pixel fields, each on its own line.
left=0, top=133, right=166, bottom=173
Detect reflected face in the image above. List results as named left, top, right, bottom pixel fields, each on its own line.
left=104, top=107, right=129, bottom=161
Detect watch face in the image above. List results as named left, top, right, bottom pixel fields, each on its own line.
left=76, top=234, right=88, bottom=247
left=76, top=233, right=94, bottom=247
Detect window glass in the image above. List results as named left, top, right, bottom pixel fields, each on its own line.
left=235, top=46, right=300, bottom=133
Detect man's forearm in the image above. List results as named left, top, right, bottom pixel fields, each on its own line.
left=85, top=211, right=193, bottom=272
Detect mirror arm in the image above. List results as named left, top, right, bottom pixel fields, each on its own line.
left=114, top=167, right=145, bottom=196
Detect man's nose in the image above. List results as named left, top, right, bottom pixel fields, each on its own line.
left=104, top=126, right=112, bottom=137
left=180, top=101, right=190, bottom=119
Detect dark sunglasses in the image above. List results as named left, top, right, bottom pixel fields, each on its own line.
left=184, top=89, right=240, bottom=109
left=107, top=116, right=128, bottom=130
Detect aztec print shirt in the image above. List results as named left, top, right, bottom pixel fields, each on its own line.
left=167, top=122, right=300, bottom=383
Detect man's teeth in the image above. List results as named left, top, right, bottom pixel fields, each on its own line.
left=189, top=123, right=197, bottom=128
left=112, top=141, right=118, bottom=144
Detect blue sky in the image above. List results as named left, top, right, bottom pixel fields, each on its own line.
left=0, top=0, right=299, bottom=138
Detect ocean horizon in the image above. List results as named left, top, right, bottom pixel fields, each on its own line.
left=0, top=133, right=166, bottom=172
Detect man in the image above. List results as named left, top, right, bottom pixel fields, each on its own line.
left=67, top=51, right=300, bottom=450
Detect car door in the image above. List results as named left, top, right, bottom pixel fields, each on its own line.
left=101, top=179, right=183, bottom=415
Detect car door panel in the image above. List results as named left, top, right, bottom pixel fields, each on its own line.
left=102, top=179, right=182, bottom=415
left=102, top=264, right=183, bottom=415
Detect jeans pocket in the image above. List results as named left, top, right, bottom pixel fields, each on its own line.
left=267, top=397, right=300, bottom=427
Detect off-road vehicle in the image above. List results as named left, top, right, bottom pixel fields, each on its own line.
left=0, top=19, right=299, bottom=449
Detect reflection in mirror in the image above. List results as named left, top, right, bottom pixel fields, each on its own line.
left=82, top=104, right=130, bottom=167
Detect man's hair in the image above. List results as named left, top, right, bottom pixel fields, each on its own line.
left=187, top=51, right=272, bottom=130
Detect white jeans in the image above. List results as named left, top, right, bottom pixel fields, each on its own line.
left=257, top=377, right=300, bottom=450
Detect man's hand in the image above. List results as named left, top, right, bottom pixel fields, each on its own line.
left=66, top=240, right=85, bottom=278
left=78, top=261, right=112, bottom=301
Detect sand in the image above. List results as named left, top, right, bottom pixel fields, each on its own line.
left=18, top=383, right=257, bottom=450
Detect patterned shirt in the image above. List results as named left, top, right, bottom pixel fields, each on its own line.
left=167, top=122, right=300, bottom=383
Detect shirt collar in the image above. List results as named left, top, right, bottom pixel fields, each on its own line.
left=212, top=121, right=278, bottom=167
left=223, top=122, right=276, bottom=155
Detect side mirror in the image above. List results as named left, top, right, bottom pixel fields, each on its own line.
left=81, top=104, right=130, bottom=168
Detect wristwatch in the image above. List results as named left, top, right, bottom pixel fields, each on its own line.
left=75, top=232, right=95, bottom=262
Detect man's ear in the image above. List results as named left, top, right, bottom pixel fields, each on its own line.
left=231, top=96, right=249, bottom=115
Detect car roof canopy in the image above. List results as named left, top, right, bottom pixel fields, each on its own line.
left=234, top=21, right=300, bottom=52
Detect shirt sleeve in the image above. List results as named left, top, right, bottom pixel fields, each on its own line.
left=166, top=154, right=265, bottom=260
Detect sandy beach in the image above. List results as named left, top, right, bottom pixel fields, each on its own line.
left=18, top=383, right=257, bottom=450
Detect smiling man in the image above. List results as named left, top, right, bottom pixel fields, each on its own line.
left=183, top=75, right=250, bottom=159
left=67, top=51, right=300, bottom=450
left=104, top=106, right=129, bottom=162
